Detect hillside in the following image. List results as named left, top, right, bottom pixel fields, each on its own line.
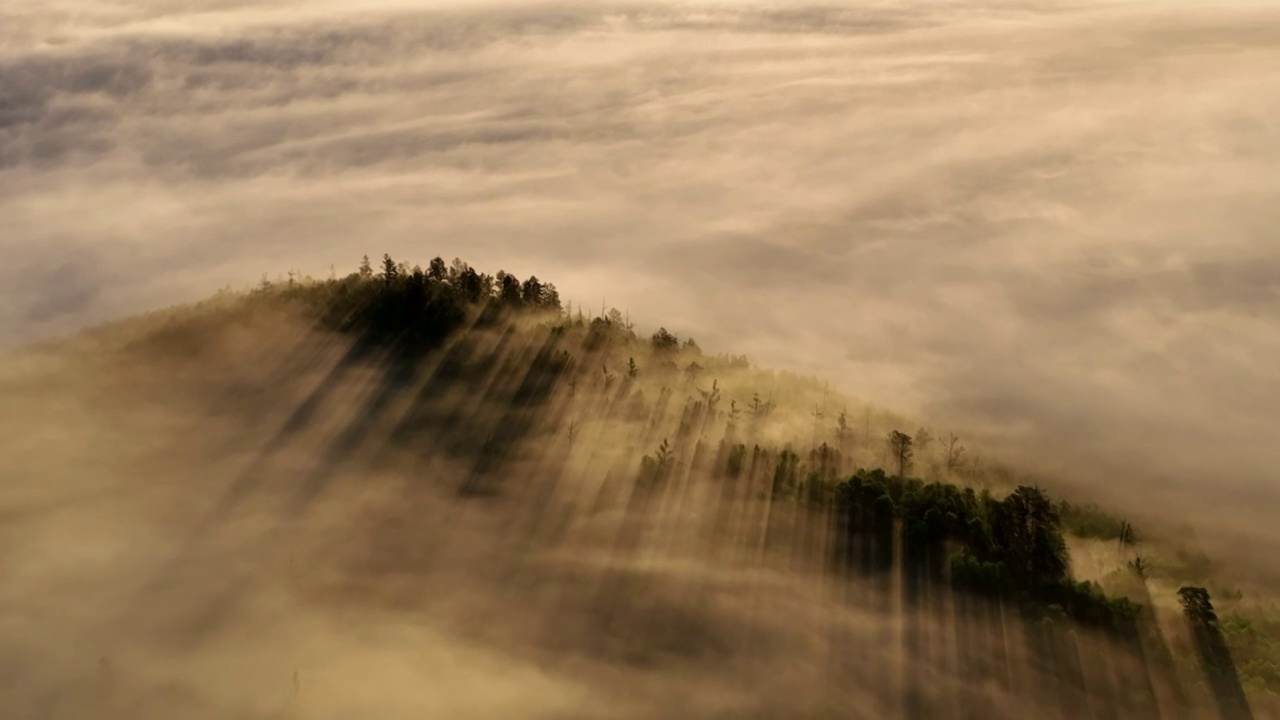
left=2, top=255, right=1276, bottom=719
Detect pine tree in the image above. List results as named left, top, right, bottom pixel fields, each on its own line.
left=381, top=254, right=398, bottom=285
left=888, top=430, right=914, bottom=477
left=835, top=409, right=852, bottom=451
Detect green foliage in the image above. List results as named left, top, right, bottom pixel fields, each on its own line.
left=640, top=439, right=674, bottom=487
left=833, top=472, right=1136, bottom=632
left=887, top=429, right=913, bottom=477
left=1221, top=610, right=1280, bottom=696
left=950, top=550, right=1010, bottom=595
left=497, top=271, right=522, bottom=305
left=651, top=327, right=679, bottom=354
left=1057, top=500, right=1135, bottom=542
left=1028, top=578, right=1139, bottom=629
left=990, top=486, right=1070, bottom=586
left=772, top=449, right=801, bottom=497
left=748, top=392, right=775, bottom=423
left=250, top=255, right=560, bottom=356
left=1180, top=586, right=1219, bottom=624
left=582, top=308, right=636, bottom=351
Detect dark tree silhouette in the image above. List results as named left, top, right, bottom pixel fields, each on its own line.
left=1179, top=586, right=1254, bottom=720
left=915, top=427, right=933, bottom=453
left=698, top=379, right=721, bottom=415
left=1179, top=587, right=1217, bottom=624
left=726, top=400, right=742, bottom=438
left=888, top=430, right=914, bottom=477
left=651, top=327, right=679, bottom=354
left=990, top=486, right=1069, bottom=586
left=639, top=438, right=674, bottom=487
left=749, top=392, right=774, bottom=422
left=942, top=432, right=966, bottom=477
left=455, top=263, right=486, bottom=302
left=685, top=361, right=705, bottom=383
left=381, top=254, right=398, bottom=285
left=1119, top=520, right=1137, bottom=548
left=428, top=256, right=448, bottom=281
left=521, top=275, right=544, bottom=305
left=541, top=283, right=560, bottom=309
left=835, top=409, right=853, bottom=452
left=497, top=271, right=521, bottom=305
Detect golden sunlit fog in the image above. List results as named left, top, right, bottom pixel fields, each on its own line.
left=3, top=1, right=1279, bottom=718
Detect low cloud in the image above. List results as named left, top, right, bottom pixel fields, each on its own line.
left=4, top=0, right=1280, bottom=589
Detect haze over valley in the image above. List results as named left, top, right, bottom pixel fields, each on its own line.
left=3, top=1, right=1280, bottom=718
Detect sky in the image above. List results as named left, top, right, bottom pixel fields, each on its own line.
left=3, top=0, right=1279, bottom=532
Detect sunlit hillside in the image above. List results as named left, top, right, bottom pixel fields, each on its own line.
left=2, top=256, right=1277, bottom=719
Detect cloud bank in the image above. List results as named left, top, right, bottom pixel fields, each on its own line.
left=4, top=0, right=1280, bottom=556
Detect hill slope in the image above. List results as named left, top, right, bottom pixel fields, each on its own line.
left=1, top=255, right=1275, bottom=719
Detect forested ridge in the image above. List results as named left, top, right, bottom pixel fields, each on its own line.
left=30, top=254, right=1279, bottom=719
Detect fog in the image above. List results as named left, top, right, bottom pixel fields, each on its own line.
left=2, top=0, right=1280, bottom=715
left=0, top=305, right=1220, bottom=717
